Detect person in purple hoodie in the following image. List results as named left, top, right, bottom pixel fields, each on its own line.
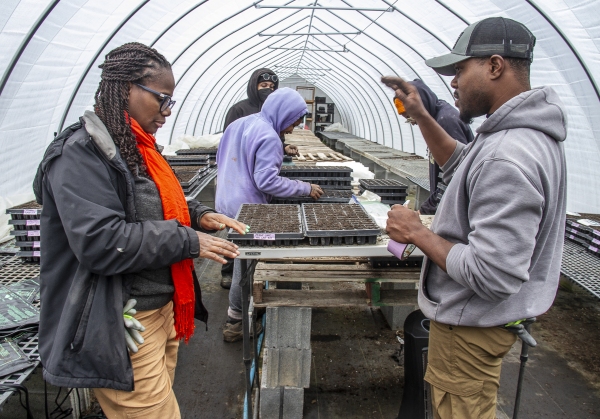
left=216, top=87, right=323, bottom=341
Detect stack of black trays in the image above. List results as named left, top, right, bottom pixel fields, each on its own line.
left=172, top=165, right=210, bottom=194
left=565, top=219, right=600, bottom=258
left=272, top=189, right=353, bottom=205
left=165, top=154, right=209, bottom=166
left=302, top=203, right=380, bottom=246
left=359, top=179, right=408, bottom=205
left=7, top=201, right=42, bottom=263
left=228, top=204, right=304, bottom=246
left=175, top=147, right=218, bottom=163
left=279, top=165, right=353, bottom=190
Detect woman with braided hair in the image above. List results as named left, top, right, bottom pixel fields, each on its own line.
left=34, top=42, right=246, bottom=418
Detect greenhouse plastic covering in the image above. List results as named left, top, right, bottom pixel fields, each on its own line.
left=0, top=0, right=599, bottom=212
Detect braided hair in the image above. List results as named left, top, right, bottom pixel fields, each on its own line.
left=95, top=42, right=171, bottom=176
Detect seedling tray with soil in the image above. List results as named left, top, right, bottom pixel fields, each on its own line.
left=8, top=219, right=41, bottom=231
left=302, top=203, right=380, bottom=246
left=272, top=189, right=353, bottom=205
left=176, top=171, right=199, bottom=188
left=172, top=165, right=208, bottom=174
left=15, top=240, right=40, bottom=250
left=284, top=177, right=352, bottom=188
left=359, top=179, right=408, bottom=194
left=280, top=165, right=352, bottom=178
left=10, top=230, right=40, bottom=242
left=228, top=204, right=304, bottom=246
left=166, top=155, right=209, bottom=166
left=6, top=201, right=42, bottom=220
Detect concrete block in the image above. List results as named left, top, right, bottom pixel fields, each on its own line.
left=264, top=347, right=311, bottom=388
left=265, top=307, right=311, bottom=349
left=380, top=282, right=418, bottom=330
left=259, top=386, right=304, bottom=419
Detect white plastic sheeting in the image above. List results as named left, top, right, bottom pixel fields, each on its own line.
left=0, top=0, right=599, bottom=211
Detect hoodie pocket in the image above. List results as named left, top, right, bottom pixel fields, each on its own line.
left=70, top=274, right=98, bottom=353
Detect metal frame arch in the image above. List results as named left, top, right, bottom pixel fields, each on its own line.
left=170, top=7, right=306, bottom=139
left=149, top=0, right=211, bottom=46
left=302, top=37, right=384, bottom=143
left=183, top=20, right=310, bottom=135
left=201, top=48, right=307, bottom=134
left=57, top=0, right=150, bottom=131
left=432, top=0, right=470, bottom=25
left=0, top=0, right=60, bottom=97
left=299, top=47, right=382, bottom=142
left=309, top=17, right=408, bottom=148
left=332, top=1, right=454, bottom=97
left=193, top=25, right=312, bottom=134
left=206, top=51, right=306, bottom=133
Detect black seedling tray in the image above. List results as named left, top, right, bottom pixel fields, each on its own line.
left=280, top=165, right=352, bottom=178
left=176, top=148, right=217, bottom=156
left=6, top=201, right=42, bottom=220
left=228, top=204, right=304, bottom=246
left=272, top=189, right=353, bottom=205
left=15, top=251, right=40, bottom=264
left=177, top=171, right=199, bottom=188
left=166, top=155, right=209, bottom=165
left=359, top=179, right=408, bottom=194
left=8, top=220, right=41, bottom=231
left=15, top=241, right=40, bottom=250
left=10, top=230, right=40, bottom=242
left=565, top=234, right=589, bottom=248
left=172, top=165, right=209, bottom=174
left=302, top=203, right=380, bottom=246
left=358, top=187, right=407, bottom=199
left=284, top=177, right=352, bottom=188
left=565, top=226, right=592, bottom=243
left=181, top=179, right=201, bottom=194
left=381, top=199, right=408, bottom=206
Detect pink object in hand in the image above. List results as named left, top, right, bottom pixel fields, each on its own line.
left=387, top=240, right=416, bottom=260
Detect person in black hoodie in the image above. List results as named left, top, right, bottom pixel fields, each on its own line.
left=402, top=80, right=474, bottom=214
left=219, top=68, right=299, bottom=289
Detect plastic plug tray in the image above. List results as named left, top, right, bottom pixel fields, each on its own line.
left=272, top=189, right=353, bottom=205
left=165, top=155, right=209, bottom=165
left=302, top=203, right=380, bottom=246
left=10, top=230, right=40, bottom=242
left=359, top=179, right=408, bottom=194
left=228, top=204, right=304, bottom=246
left=8, top=220, right=41, bottom=231
left=6, top=201, right=42, bottom=221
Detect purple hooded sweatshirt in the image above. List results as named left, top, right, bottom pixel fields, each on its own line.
left=216, top=87, right=311, bottom=218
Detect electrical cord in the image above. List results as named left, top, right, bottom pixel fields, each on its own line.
left=0, top=384, right=34, bottom=419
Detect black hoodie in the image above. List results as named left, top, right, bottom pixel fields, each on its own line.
left=410, top=79, right=474, bottom=215
left=223, top=68, right=279, bottom=130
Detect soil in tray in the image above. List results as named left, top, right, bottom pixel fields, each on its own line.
left=234, top=204, right=302, bottom=234
left=7, top=201, right=42, bottom=210
left=176, top=171, right=197, bottom=183
left=302, top=203, right=380, bottom=243
left=172, top=165, right=206, bottom=173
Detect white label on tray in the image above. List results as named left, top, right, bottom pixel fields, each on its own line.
left=23, top=209, right=38, bottom=215
left=26, top=220, right=40, bottom=226
left=33, top=251, right=40, bottom=257
left=253, top=233, right=276, bottom=241
left=33, top=241, right=40, bottom=248
left=27, top=230, right=40, bottom=237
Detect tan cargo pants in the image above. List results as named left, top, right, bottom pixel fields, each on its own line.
left=424, top=320, right=517, bottom=419
left=94, top=301, right=180, bottom=419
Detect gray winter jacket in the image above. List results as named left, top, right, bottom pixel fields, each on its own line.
left=418, top=86, right=567, bottom=327
left=33, top=111, right=211, bottom=390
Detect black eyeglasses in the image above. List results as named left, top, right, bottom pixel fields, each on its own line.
left=259, top=73, right=278, bottom=83
left=134, top=83, right=176, bottom=112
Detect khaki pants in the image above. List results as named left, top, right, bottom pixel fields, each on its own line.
left=94, top=301, right=180, bottom=419
left=424, top=320, right=517, bottom=419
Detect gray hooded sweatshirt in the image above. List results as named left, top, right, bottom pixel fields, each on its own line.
left=418, top=86, right=567, bottom=327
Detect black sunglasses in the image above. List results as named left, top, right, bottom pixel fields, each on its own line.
left=134, top=83, right=176, bottom=112
left=259, top=73, right=278, bottom=83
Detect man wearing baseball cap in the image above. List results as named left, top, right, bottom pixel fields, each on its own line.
left=383, top=17, right=567, bottom=418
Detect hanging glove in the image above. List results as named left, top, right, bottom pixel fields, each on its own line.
left=123, top=299, right=145, bottom=353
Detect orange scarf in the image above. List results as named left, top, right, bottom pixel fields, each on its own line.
left=130, top=116, right=195, bottom=342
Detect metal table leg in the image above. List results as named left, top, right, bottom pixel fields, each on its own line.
left=240, top=259, right=258, bottom=415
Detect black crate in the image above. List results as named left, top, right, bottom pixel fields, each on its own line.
left=359, top=179, right=408, bottom=194
left=228, top=204, right=304, bottom=246
left=10, top=230, right=40, bottom=242
left=315, top=96, right=326, bottom=103
left=302, top=203, right=380, bottom=246
left=6, top=201, right=42, bottom=221
left=8, top=220, right=41, bottom=231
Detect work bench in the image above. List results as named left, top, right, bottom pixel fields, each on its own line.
left=236, top=240, right=424, bottom=417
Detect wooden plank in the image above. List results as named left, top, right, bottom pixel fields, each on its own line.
left=307, top=153, right=318, bottom=161
left=317, top=152, right=330, bottom=160
left=253, top=282, right=264, bottom=304
left=259, top=257, right=370, bottom=263
left=255, top=270, right=420, bottom=282
left=255, top=289, right=368, bottom=307
left=255, top=262, right=420, bottom=273
left=378, top=289, right=419, bottom=305
left=329, top=153, right=342, bottom=161
left=297, top=153, right=307, bottom=161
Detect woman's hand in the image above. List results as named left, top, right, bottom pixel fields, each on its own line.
left=196, top=232, right=240, bottom=264
left=309, top=184, right=324, bottom=200
left=199, top=212, right=247, bottom=235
